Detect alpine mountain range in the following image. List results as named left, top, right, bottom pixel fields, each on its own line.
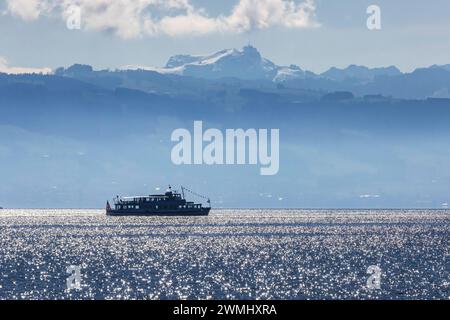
left=54, top=45, right=450, bottom=100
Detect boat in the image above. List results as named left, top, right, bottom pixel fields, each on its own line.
left=106, top=186, right=211, bottom=216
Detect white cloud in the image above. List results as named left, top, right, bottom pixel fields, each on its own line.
left=224, top=0, right=318, bottom=32
left=5, top=0, right=319, bottom=38
left=6, top=0, right=43, bottom=21
left=0, top=56, right=52, bottom=74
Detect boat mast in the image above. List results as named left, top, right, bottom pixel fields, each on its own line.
left=180, top=186, right=210, bottom=207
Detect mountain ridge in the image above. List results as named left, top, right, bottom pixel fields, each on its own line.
left=119, top=45, right=437, bottom=83
left=4, top=45, right=450, bottom=100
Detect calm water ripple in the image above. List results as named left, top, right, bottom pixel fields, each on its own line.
left=0, top=209, right=448, bottom=300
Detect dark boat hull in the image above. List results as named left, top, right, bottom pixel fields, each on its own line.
left=106, top=207, right=210, bottom=216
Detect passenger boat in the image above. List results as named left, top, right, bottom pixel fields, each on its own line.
left=106, top=186, right=210, bottom=216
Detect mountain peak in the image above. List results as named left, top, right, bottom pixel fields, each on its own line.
left=55, top=64, right=93, bottom=76
left=160, top=46, right=276, bottom=80
left=242, top=45, right=261, bottom=59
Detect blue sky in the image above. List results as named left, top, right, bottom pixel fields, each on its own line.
left=1, top=0, right=450, bottom=73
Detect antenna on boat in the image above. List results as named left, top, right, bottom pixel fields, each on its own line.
left=181, top=186, right=185, bottom=199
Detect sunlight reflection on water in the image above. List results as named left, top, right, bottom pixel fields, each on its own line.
left=0, top=209, right=448, bottom=300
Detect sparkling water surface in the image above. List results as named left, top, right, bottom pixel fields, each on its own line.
left=0, top=209, right=448, bottom=300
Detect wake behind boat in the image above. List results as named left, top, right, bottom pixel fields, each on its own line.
left=106, top=186, right=211, bottom=216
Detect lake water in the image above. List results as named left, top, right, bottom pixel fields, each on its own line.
left=0, top=209, right=448, bottom=300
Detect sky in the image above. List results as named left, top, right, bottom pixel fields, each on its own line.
left=1, top=0, right=450, bottom=73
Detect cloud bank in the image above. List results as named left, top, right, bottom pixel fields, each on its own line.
left=5, top=0, right=319, bottom=38
left=0, top=56, right=52, bottom=74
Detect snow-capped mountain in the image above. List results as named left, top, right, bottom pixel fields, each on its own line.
left=169, top=46, right=278, bottom=80
left=122, top=45, right=409, bottom=83
left=124, top=45, right=312, bottom=82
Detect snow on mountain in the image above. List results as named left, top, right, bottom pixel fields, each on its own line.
left=177, top=45, right=279, bottom=80
left=165, top=49, right=237, bottom=69
left=120, top=64, right=184, bottom=75
left=121, top=46, right=408, bottom=83
left=272, top=64, right=317, bottom=82
left=122, top=46, right=305, bottom=81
